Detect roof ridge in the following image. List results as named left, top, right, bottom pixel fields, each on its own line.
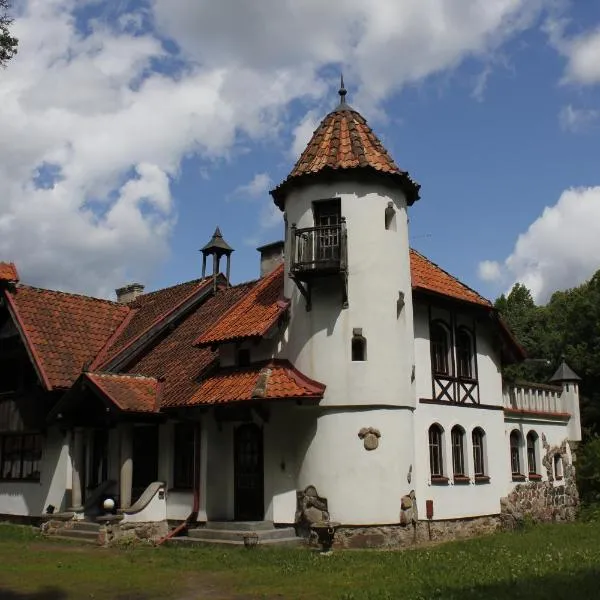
left=410, top=248, right=490, bottom=305
left=134, top=277, right=206, bottom=301
left=15, top=283, right=127, bottom=307
left=88, top=371, right=158, bottom=382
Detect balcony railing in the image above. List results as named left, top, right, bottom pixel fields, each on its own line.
left=502, top=381, right=563, bottom=414
left=290, top=221, right=347, bottom=280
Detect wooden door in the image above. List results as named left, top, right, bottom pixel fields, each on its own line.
left=234, top=423, right=264, bottom=521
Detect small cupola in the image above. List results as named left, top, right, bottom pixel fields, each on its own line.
left=200, top=227, right=234, bottom=291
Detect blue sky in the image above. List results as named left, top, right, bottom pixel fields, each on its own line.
left=2, top=0, right=600, bottom=303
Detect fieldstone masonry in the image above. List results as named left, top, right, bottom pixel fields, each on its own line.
left=98, top=520, right=168, bottom=546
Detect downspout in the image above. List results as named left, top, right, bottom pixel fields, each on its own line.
left=157, top=422, right=201, bottom=545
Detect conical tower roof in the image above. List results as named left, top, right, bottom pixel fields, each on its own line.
left=271, top=78, right=420, bottom=209
left=549, top=359, right=581, bottom=383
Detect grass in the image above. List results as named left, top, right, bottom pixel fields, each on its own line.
left=1, top=521, right=600, bottom=599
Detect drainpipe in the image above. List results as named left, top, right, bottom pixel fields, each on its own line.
left=157, top=422, right=201, bottom=545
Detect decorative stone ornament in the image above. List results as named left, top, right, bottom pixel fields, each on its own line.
left=358, top=427, right=381, bottom=451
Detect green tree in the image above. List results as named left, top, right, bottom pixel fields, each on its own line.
left=1, top=0, right=18, bottom=68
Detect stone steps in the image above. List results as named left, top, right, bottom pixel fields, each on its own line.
left=48, top=534, right=99, bottom=545
left=49, top=528, right=99, bottom=543
left=165, top=535, right=303, bottom=548
left=178, top=521, right=304, bottom=547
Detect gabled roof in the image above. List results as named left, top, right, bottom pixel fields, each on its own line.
left=194, top=265, right=287, bottom=347
left=271, top=100, right=420, bottom=208
left=85, top=372, right=160, bottom=413
left=125, top=280, right=256, bottom=408
left=5, top=285, right=129, bottom=390
left=95, top=277, right=213, bottom=369
left=0, top=262, right=19, bottom=283
left=410, top=249, right=492, bottom=308
left=182, top=360, right=325, bottom=407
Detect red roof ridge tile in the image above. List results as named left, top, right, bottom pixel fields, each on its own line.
left=87, top=371, right=158, bottom=382
left=89, top=308, right=137, bottom=371
left=132, top=277, right=206, bottom=303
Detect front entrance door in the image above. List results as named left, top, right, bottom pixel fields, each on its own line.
left=234, top=423, right=264, bottom=521
left=132, top=425, right=159, bottom=503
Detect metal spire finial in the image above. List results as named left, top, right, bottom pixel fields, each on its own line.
left=338, top=73, right=347, bottom=104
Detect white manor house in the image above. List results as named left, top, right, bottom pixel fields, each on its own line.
left=0, top=85, right=581, bottom=547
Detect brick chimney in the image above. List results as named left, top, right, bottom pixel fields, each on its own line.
left=257, top=241, right=284, bottom=277
left=115, top=283, right=145, bottom=304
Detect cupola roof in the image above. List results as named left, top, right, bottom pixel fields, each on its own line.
left=271, top=77, right=420, bottom=209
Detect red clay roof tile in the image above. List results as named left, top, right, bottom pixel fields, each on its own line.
left=6, top=286, right=129, bottom=389
left=410, top=249, right=492, bottom=307
left=98, top=277, right=213, bottom=367
left=85, top=372, right=160, bottom=413
left=0, top=262, right=18, bottom=282
left=271, top=106, right=420, bottom=207
left=195, top=265, right=287, bottom=347
left=126, top=280, right=256, bottom=407
left=182, top=360, right=325, bottom=407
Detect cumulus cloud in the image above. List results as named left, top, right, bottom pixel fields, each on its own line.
left=1, top=0, right=555, bottom=296
left=558, top=26, right=600, bottom=86
left=229, top=173, right=272, bottom=201
left=559, top=104, right=600, bottom=132
left=478, top=187, right=600, bottom=302
left=478, top=260, right=502, bottom=282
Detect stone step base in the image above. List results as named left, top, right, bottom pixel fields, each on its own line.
left=165, top=535, right=303, bottom=548
left=205, top=521, right=275, bottom=531
left=72, top=521, right=101, bottom=533
left=47, top=528, right=99, bottom=543
left=189, top=526, right=296, bottom=543
left=48, top=535, right=99, bottom=545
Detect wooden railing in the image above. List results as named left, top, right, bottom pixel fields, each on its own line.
left=290, top=221, right=347, bottom=278
left=502, top=381, right=563, bottom=414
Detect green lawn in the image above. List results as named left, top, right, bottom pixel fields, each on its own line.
left=0, top=521, right=599, bottom=599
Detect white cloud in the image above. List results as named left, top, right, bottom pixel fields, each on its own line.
left=478, top=260, right=502, bottom=282
left=1, top=0, right=556, bottom=296
left=290, top=110, right=320, bottom=160
left=229, top=173, right=272, bottom=201
left=560, top=27, right=600, bottom=86
left=559, top=104, right=599, bottom=132
left=479, top=187, right=600, bottom=302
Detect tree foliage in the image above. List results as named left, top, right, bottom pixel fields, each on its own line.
left=495, top=272, right=600, bottom=436
left=0, top=0, right=18, bottom=68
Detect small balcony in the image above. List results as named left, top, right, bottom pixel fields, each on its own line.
left=290, top=221, right=347, bottom=280
left=502, top=381, right=564, bottom=415
left=289, top=220, right=348, bottom=310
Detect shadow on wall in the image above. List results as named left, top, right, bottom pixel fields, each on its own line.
left=435, top=569, right=599, bottom=600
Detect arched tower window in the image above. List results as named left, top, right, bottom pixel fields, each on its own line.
left=351, top=328, right=367, bottom=361
left=510, top=430, right=523, bottom=477
left=526, top=431, right=538, bottom=475
left=472, top=428, right=486, bottom=476
left=456, top=327, right=474, bottom=379
left=431, top=321, right=451, bottom=375
left=428, top=424, right=444, bottom=478
left=451, top=426, right=466, bottom=477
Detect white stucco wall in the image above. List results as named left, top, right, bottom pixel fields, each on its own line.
left=283, top=180, right=415, bottom=410
left=297, top=407, right=415, bottom=524
left=415, top=403, right=506, bottom=519
left=0, top=427, right=69, bottom=517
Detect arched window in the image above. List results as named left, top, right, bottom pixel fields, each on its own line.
left=451, top=426, right=466, bottom=477
left=554, top=454, right=563, bottom=481
left=456, top=327, right=474, bottom=379
left=351, top=329, right=367, bottom=361
left=431, top=322, right=450, bottom=375
left=526, top=431, right=538, bottom=475
left=428, top=424, right=444, bottom=478
left=510, top=431, right=523, bottom=476
left=472, top=428, right=486, bottom=476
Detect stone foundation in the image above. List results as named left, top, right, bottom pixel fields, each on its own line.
left=334, top=515, right=502, bottom=549
left=98, top=520, right=169, bottom=546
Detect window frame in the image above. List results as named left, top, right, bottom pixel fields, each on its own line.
left=472, top=427, right=488, bottom=481
left=351, top=333, right=367, bottom=362
left=510, top=430, right=525, bottom=480
left=430, top=321, right=451, bottom=376
left=0, top=432, right=43, bottom=482
left=451, top=425, right=467, bottom=480
left=428, top=424, right=446, bottom=482
left=526, top=431, right=540, bottom=479
left=456, top=326, right=475, bottom=380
